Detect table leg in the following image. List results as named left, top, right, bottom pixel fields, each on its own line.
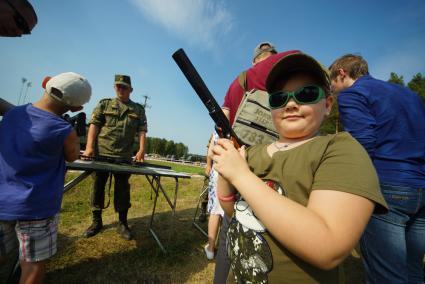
left=64, top=170, right=92, bottom=193
left=144, top=175, right=181, bottom=253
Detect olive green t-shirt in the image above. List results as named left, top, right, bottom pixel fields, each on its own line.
left=227, top=132, right=387, bottom=284
left=89, top=98, right=147, bottom=159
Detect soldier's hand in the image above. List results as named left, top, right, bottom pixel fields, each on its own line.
left=134, top=151, right=144, bottom=162
left=81, top=148, right=94, bottom=160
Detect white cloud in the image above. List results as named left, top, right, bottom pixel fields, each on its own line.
left=131, top=0, right=233, bottom=50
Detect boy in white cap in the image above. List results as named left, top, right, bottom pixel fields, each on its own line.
left=0, top=72, right=91, bottom=284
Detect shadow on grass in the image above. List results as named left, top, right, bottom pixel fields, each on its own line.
left=44, top=207, right=212, bottom=284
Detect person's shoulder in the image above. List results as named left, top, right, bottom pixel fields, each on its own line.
left=318, top=131, right=353, bottom=142
left=96, top=98, right=113, bottom=107
left=329, top=131, right=356, bottom=142
left=7, top=104, right=25, bottom=113
left=135, top=102, right=145, bottom=110
left=339, top=76, right=373, bottom=98
left=2, top=104, right=25, bottom=120
left=324, top=132, right=366, bottom=152
left=129, top=100, right=145, bottom=111
left=349, top=75, right=414, bottom=99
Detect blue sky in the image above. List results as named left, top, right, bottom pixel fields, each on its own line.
left=1, top=0, right=424, bottom=155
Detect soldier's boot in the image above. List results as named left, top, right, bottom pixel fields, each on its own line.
left=83, top=210, right=103, bottom=238
left=117, top=210, right=132, bottom=240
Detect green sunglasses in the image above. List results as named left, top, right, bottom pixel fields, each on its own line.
left=269, top=85, right=326, bottom=109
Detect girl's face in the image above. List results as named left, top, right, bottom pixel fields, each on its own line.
left=271, top=73, right=334, bottom=140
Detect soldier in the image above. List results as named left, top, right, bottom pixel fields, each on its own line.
left=82, top=74, right=147, bottom=240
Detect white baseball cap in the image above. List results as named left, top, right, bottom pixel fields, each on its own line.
left=44, top=72, right=91, bottom=107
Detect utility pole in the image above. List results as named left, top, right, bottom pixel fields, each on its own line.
left=23, top=81, right=32, bottom=103
left=142, top=95, right=151, bottom=109
left=18, top=77, right=27, bottom=105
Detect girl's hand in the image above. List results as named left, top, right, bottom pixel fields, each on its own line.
left=212, top=139, right=249, bottom=184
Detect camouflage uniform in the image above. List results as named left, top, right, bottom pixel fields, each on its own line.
left=89, top=77, right=147, bottom=212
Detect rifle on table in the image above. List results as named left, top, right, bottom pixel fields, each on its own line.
left=172, top=48, right=244, bottom=148
left=79, top=155, right=171, bottom=170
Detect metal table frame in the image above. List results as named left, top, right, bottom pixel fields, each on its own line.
left=65, top=160, right=191, bottom=252
left=192, top=176, right=209, bottom=238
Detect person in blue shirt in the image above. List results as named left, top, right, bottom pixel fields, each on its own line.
left=329, top=54, right=425, bottom=284
left=0, top=72, right=91, bottom=284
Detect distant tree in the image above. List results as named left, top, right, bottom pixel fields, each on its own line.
left=147, top=137, right=160, bottom=154
left=407, top=73, right=425, bottom=103
left=165, top=140, right=175, bottom=156
left=143, top=136, right=190, bottom=157
left=388, top=72, right=405, bottom=86
left=145, top=137, right=153, bottom=154
left=175, top=142, right=188, bottom=159
left=188, top=154, right=206, bottom=163
left=158, top=138, right=167, bottom=155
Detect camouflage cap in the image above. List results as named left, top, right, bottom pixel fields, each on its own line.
left=114, top=74, right=131, bottom=87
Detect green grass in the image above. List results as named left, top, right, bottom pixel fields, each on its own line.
left=0, top=161, right=367, bottom=283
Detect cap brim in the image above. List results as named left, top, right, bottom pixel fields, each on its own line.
left=115, top=82, right=131, bottom=88
left=266, top=52, right=329, bottom=93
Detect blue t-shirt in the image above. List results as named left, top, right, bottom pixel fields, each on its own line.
left=337, top=75, right=425, bottom=188
left=0, top=104, right=73, bottom=220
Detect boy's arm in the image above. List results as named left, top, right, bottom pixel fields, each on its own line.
left=64, top=129, right=80, bottom=162
left=217, top=174, right=236, bottom=217
left=213, top=138, right=375, bottom=270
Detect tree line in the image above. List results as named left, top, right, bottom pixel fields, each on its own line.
left=130, top=136, right=206, bottom=162
left=142, top=137, right=189, bottom=159
left=320, top=72, right=425, bottom=134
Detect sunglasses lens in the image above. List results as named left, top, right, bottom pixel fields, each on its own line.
left=269, top=86, right=324, bottom=109
left=269, top=92, right=288, bottom=109
left=295, top=86, right=321, bottom=103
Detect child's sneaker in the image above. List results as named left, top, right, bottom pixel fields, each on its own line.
left=204, top=244, right=214, bottom=260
